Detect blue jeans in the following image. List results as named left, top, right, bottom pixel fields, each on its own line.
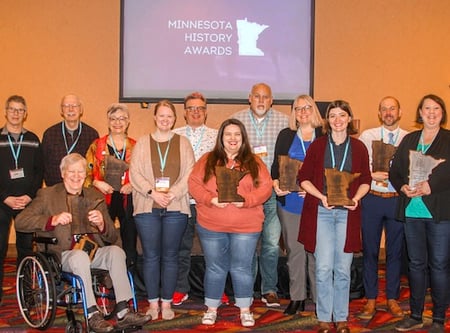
left=197, top=223, right=260, bottom=309
left=134, top=209, right=187, bottom=302
left=315, top=206, right=353, bottom=323
left=252, top=191, right=280, bottom=295
left=362, top=194, right=404, bottom=299
left=404, top=218, right=450, bottom=323
left=175, top=204, right=197, bottom=293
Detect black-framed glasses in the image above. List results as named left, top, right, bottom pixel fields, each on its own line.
left=186, top=106, right=206, bottom=112
left=6, top=107, right=26, bottom=114
left=109, top=116, right=129, bottom=122
left=294, top=105, right=312, bottom=113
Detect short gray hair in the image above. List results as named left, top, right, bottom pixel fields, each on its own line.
left=60, top=153, right=87, bottom=174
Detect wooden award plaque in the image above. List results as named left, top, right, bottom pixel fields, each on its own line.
left=278, top=155, right=303, bottom=192
left=67, top=195, right=104, bottom=234
left=324, top=168, right=360, bottom=206
left=215, top=166, right=247, bottom=202
left=371, top=140, right=397, bottom=172
left=104, top=156, right=129, bottom=191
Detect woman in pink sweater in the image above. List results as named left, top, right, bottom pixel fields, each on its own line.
left=188, top=118, right=272, bottom=327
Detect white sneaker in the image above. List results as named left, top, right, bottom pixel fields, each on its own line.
left=201, top=311, right=217, bottom=325
left=240, top=312, right=255, bottom=327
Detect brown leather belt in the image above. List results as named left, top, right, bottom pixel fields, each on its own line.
left=369, top=190, right=399, bottom=198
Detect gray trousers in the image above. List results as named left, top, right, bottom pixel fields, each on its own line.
left=278, top=206, right=316, bottom=302
left=62, top=245, right=133, bottom=309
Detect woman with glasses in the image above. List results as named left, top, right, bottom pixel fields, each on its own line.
left=85, top=103, right=138, bottom=270
left=271, top=95, right=323, bottom=316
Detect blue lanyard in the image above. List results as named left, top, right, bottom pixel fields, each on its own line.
left=186, top=126, right=205, bottom=154
left=61, top=121, right=83, bottom=154
left=249, top=111, right=270, bottom=141
left=108, top=135, right=126, bottom=160
left=157, top=138, right=172, bottom=175
left=328, top=136, right=350, bottom=172
left=297, top=128, right=315, bottom=156
left=380, top=127, right=399, bottom=145
left=8, top=133, right=24, bottom=169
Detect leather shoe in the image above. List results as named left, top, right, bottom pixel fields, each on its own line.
left=359, top=299, right=376, bottom=319
left=88, top=312, right=114, bottom=333
left=317, top=321, right=331, bottom=333
left=336, top=321, right=350, bottom=333
left=284, top=300, right=305, bottom=315
left=387, top=299, right=404, bottom=317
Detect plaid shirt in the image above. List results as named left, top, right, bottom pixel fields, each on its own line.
left=233, top=108, right=289, bottom=169
left=42, top=121, right=99, bottom=186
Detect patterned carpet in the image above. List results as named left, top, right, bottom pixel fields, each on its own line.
left=1, top=257, right=448, bottom=332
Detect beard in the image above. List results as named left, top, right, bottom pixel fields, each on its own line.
left=382, top=116, right=399, bottom=127
left=252, top=107, right=269, bottom=118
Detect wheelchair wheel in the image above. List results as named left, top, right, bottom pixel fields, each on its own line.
left=65, top=320, right=83, bottom=333
left=16, top=253, right=57, bottom=330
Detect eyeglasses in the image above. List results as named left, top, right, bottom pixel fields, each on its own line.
left=61, top=103, right=81, bottom=109
left=186, top=106, right=206, bottom=112
left=109, top=116, right=129, bottom=122
left=294, top=105, right=313, bottom=113
left=6, top=107, right=26, bottom=114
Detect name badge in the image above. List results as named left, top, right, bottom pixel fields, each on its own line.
left=10, top=168, right=25, bottom=179
left=155, top=177, right=170, bottom=192
left=253, top=145, right=268, bottom=157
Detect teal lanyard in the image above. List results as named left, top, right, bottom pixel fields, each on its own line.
left=62, top=121, right=83, bottom=154
left=297, top=128, right=315, bottom=156
left=328, top=136, right=350, bottom=171
left=109, top=135, right=126, bottom=160
left=8, top=133, right=24, bottom=169
left=419, top=131, right=432, bottom=154
left=186, top=126, right=205, bottom=155
left=157, top=138, right=172, bottom=175
left=249, top=111, right=270, bottom=142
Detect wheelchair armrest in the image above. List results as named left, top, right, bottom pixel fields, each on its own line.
left=33, top=236, right=58, bottom=245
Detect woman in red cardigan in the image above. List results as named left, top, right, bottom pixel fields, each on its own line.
left=298, top=100, right=371, bottom=333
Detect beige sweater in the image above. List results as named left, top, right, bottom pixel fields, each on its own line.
left=130, top=133, right=194, bottom=216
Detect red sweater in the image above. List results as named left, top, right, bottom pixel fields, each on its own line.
left=188, top=153, right=273, bottom=233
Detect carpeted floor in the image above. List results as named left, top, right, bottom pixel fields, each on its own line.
left=1, top=257, right=448, bottom=332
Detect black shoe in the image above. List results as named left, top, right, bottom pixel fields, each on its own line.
left=395, top=316, right=423, bottom=332
left=283, top=300, right=305, bottom=315
left=116, top=311, right=151, bottom=329
left=88, top=312, right=114, bottom=333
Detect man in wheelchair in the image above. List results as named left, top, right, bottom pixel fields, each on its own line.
left=15, top=153, right=151, bottom=332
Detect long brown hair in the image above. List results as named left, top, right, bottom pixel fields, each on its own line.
left=204, top=118, right=260, bottom=187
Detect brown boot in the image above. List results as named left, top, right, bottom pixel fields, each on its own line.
left=387, top=299, right=404, bottom=317
left=359, top=299, right=376, bottom=319
left=317, top=321, right=331, bottom=333
left=336, top=321, right=350, bottom=333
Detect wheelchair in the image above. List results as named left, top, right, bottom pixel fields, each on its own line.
left=16, top=236, right=139, bottom=333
